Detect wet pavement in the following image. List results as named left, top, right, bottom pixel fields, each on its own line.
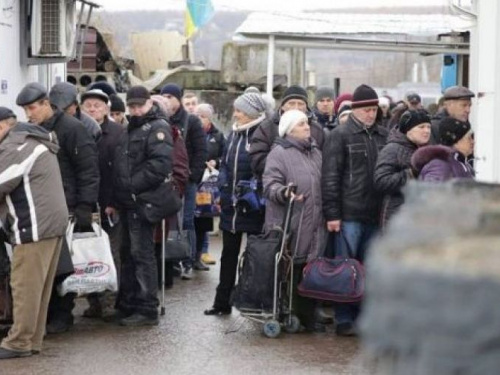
left=1, top=235, right=370, bottom=375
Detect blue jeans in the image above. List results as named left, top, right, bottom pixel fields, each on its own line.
left=182, top=182, right=197, bottom=269
left=202, top=232, right=209, bottom=254
left=117, top=211, right=158, bottom=318
left=334, top=221, right=378, bottom=325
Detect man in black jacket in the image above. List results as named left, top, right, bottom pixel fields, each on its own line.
left=314, top=86, right=336, bottom=129
left=112, top=85, right=173, bottom=326
left=321, top=84, right=388, bottom=337
left=249, top=85, right=324, bottom=178
left=80, top=88, right=124, bottom=319
left=161, top=83, right=208, bottom=279
left=16, top=82, right=100, bottom=334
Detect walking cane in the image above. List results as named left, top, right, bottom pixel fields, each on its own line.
left=161, top=218, right=166, bottom=316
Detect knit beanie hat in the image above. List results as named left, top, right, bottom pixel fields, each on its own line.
left=109, top=94, right=125, bottom=112
left=351, top=84, right=379, bottom=109
left=279, top=109, right=308, bottom=137
left=334, top=93, right=353, bottom=115
left=280, top=85, right=309, bottom=108
left=315, top=86, right=334, bottom=103
left=439, top=117, right=471, bottom=146
left=244, top=86, right=260, bottom=94
left=160, top=83, right=183, bottom=101
left=398, top=109, right=431, bottom=134
left=234, top=93, right=268, bottom=119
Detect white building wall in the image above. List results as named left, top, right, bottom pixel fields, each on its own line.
left=0, top=1, right=66, bottom=121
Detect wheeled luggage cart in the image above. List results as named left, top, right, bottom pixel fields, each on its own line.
left=237, top=184, right=301, bottom=338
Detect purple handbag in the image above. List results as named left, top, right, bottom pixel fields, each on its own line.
left=297, top=232, right=365, bottom=303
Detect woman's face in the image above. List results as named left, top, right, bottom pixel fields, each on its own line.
left=233, top=108, right=254, bottom=126
left=406, top=122, right=431, bottom=146
left=288, top=119, right=310, bottom=140
left=454, top=130, right=475, bottom=157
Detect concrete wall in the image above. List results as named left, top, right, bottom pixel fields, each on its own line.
left=221, top=42, right=303, bottom=88
left=0, top=0, right=66, bottom=120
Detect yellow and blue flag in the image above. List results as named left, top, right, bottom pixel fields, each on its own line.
left=185, top=0, right=215, bottom=39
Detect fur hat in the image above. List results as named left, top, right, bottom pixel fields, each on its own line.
left=398, top=109, right=431, bottom=134
left=279, top=109, right=308, bottom=137
left=234, top=93, right=268, bottom=119
left=87, top=81, right=117, bottom=97
left=439, top=117, right=471, bottom=146
left=351, top=84, right=379, bottom=109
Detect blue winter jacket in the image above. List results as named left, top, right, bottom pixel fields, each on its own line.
left=219, top=117, right=265, bottom=234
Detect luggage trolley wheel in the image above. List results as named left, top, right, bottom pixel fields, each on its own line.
left=263, top=319, right=281, bottom=338
left=284, top=315, right=301, bottom=334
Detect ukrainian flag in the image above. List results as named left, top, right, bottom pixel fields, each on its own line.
left=185, top=0, right=215, bottom=39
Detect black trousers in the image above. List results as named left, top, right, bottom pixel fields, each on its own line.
left=213, top=230, right=259, bottom=309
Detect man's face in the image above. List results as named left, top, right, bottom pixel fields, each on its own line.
left=128, top=100, right=153, bottom=117
left=407, top=101, right=422, bottom=110
left=65, top=103, right=78, bottom=117
left=182, top=96, right=198, bottom=114
left=316, top=97, right=334, bottom=115
left=82, top=98, right=108, bottom=124
left=445, top=99, right=472, bottom=122
left=22, top=99, right=53, bottom=125
left=0, top=118, right=16, bottom=140
left=352, top=106, right=378, bottom=127
left=110, top=111, right=125, bottom=124
left=162, top=94, right=181, bottom=114
left=281, top=99, right=307, bottom=113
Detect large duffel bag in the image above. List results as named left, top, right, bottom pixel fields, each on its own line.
left=231, top=229, right=283, bottom=311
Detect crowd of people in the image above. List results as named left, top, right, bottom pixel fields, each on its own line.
left=0, top=78, right=475, bottom=359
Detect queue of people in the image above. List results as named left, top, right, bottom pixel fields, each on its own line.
left=0, top=79, right=476, bottom=359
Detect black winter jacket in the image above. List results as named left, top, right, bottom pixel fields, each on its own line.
left=322, top=114, right=388, bottom=224
left=169, top=107, right=208, bottom=184
left=206, top=124, right=225, bottom=167
left=113, top=104, right=173, bottom=210
left=373, top=130, right=418, bottom=227
left=314, top=108, right=336, bottom=130
left=40, top=108, right=99, bottom=210
left=249, top=110, right=325, bottom=178
left=97, top=117, right=124, bottom=210
left=430, top=108, right=448, bottom=145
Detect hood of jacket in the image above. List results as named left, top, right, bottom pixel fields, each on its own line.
left=2, top=122, right=59, bottom=154
left=411, top=145, right=453, bottom=173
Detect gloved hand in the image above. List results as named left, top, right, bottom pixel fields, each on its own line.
left=74, top=204, right=93, bottom=231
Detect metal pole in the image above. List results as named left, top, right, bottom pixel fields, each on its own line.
left=72, top=2, right=85, bottom=59
left=266, top=34, right=275, bottom=95
left=79, top=6, right=94, bottom=71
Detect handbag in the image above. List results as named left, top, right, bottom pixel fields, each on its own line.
left=163, top=212, right=190, bottom=262
left=195, top=172, right=221, bottom=218
left=136, top=176, right=183, bottom=224
left=297, top=232, right=365, bottom=303
left=234, top=178, right=265, bottom=214
left=59, top=220, right=118, bottom=296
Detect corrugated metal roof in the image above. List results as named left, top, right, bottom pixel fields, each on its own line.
left=235, top=12, right=474, bottom=37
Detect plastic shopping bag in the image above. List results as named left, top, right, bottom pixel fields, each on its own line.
left=59, top=221, right=118, bottom=296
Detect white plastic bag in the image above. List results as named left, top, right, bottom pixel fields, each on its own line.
left=59, top=221, right=118, bottom=296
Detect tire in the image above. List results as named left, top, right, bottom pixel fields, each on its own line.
left=263, top=319, right=281, bottom=338
left=284, top=315, right=301, bottom=334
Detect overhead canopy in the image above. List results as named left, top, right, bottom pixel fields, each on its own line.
left=233, top=12, right=473, bottom=54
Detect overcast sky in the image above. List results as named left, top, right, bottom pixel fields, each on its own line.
left=99, top=0, right=447, bottom=12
